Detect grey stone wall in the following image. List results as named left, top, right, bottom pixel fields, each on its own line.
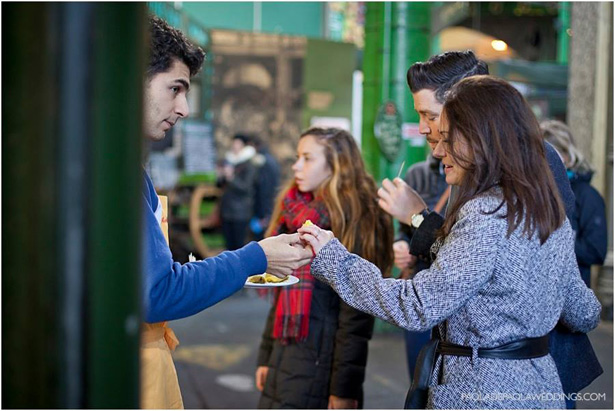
left=568, top=3, right=599, bottom=161
left=569, top=2, right=614, bottom=319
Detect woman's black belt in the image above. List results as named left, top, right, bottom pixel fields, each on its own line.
left=404, top=335, right=550, bottom=409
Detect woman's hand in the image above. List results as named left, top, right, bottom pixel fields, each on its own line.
left=255, top=366, right=269, bottom=392
left=298, top=224, right=335, bottom=256
left=378, top=178, right=427, bottom=225
left=328, top=395, right=358, bottom=409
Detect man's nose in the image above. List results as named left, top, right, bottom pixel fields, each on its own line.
left=418, top=118, right=430, bottom=135
left=176, top=95, right=189, bottom=118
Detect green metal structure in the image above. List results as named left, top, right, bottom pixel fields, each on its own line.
left=362, top=2, right=431, bottom=181
left=557, top=2, right=570, bottom=64
left=87, top=4, right=145, bottom=408
left=3, top=4, right=61, bottom=407
left=3, top=3, right=144, bottom=407
left=181, top=1, right=323, bottom=37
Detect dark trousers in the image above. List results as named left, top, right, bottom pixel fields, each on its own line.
left=404, top=329, right=432, bottom=381
left=222, top=219, right=250, bottom=251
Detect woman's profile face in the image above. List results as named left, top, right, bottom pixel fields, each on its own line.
left=436, top=114, right=471, bottom=186
left=292, top=135, right=332, bottom=193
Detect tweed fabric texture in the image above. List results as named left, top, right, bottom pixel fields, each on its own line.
left=311, top=189, right=601, bottom=409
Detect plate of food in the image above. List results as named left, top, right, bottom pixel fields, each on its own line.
left=244, top=273, right=300, bottom=288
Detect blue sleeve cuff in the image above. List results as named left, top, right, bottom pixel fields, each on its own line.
left=238, top=241, right=268, bottom=276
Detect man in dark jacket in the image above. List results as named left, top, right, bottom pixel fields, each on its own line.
left=218, top=134, right=260, bottom=250
left=249, top=135, right=282, bottom=240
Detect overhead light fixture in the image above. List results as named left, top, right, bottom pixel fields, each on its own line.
left=491, top=40, right=508, bottom=52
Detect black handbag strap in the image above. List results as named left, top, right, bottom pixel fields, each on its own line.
left=404, top=338, right=439, bottom=409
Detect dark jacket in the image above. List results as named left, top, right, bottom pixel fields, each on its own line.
left=257, top=256, right=375, bottom=408
left=218, top=158, right=258, bottom=222
left=569, top=171, right=608, bottom=287
left=253, top=149, right=281, bottom=221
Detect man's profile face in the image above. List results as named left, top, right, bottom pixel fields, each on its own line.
left=143, top=59, right=191, bottom=141
left=412, top=88, right=444, bottom=151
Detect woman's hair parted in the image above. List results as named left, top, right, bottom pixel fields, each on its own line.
left=266, top=128, right=394, bottom=276
left=440, top=76, right=565, bottom=244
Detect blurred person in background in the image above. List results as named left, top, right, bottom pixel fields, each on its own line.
left=248, top=134, right=282, bottom=241
left=300, top=76, right=601, bottom=409
left=394, top=153, right=449, bottom=382
left=541, top=120, right=608, bottom=288
left=141, top=16, right=312, bottom=409
left=217, top=133, right=259, bottom=250
left=255, top=128, right=394, bottom=409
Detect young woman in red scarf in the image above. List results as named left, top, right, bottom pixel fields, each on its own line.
left=255, top=128, right=394, bottom=409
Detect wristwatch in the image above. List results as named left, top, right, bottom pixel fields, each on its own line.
left=411, top=208, right=430, bottom=228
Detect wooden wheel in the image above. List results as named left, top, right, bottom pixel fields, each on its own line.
left=189, top=184, right=222, bottom=258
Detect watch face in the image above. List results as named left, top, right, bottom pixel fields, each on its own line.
left=412, top=213, right=425, bottom=228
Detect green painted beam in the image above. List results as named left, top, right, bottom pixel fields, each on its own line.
left=362, top=2, right=386, bottom=180
left=2, top=3, right=60, bottom=407
left=403, top=2, right=431, bottom=168
left=362, top=2, right=431, bottom=181
left=87, top=3, right=144, bottom=407
left=557, top=2, right=570, bottom=64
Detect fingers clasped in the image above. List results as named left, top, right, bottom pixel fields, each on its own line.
left=298, top=224, right=334, bottom=256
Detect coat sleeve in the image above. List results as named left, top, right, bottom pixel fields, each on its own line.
left=329, top=300, right=374, bottom=400
left=559, top=223, right=602, bottom=333
left=395, top=166, right=424, bottom=246
left=545, top=141, right=576, bottom=220
left=408, top=211, right=445, bottom=263
left=399, top=164, right=445, bottom=260
left=311, top=202, right=498, bottom=332
left=574, top=186, right=608, bottom=267
left=142, top=197, right=268, bottom=322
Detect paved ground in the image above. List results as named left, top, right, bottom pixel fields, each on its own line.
left=169, top=289, right=613, bottom=409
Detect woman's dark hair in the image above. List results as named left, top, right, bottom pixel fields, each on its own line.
left=440, top=75, right=565, bottom=244
left=407, top=50, right=489, bottom=103
left=147, top=15, right=205, bottom=78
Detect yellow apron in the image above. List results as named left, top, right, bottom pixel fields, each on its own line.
left=140, top=195, right=184, bottom=409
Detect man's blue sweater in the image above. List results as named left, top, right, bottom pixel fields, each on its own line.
left=142, top=172, right=267, bottom=322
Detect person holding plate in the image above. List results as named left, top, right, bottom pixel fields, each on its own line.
left=255, top=128, right=394, bottom=409
left=140, top=16, right=312, bottom=409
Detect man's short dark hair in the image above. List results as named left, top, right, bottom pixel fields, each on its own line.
left=407, top=50, right=489, bottom=104
left=147, top=15, right=205, bottom=78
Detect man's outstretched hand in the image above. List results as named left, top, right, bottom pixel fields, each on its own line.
left=258, top=233, right=313, bottom=277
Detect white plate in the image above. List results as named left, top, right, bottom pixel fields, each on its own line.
left=244, top=274, right=300, bottom=288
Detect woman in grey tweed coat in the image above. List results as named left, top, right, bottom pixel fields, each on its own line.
left=299, top=76, right=601, bottom=409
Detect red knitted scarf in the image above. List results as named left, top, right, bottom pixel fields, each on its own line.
left=269, top=186, right=330, bottom=343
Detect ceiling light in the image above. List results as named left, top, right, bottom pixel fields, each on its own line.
left=491, top=40, right=508, bottom=52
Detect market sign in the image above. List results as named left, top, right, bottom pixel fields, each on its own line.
left=374, top=101, right=402, bottom=162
